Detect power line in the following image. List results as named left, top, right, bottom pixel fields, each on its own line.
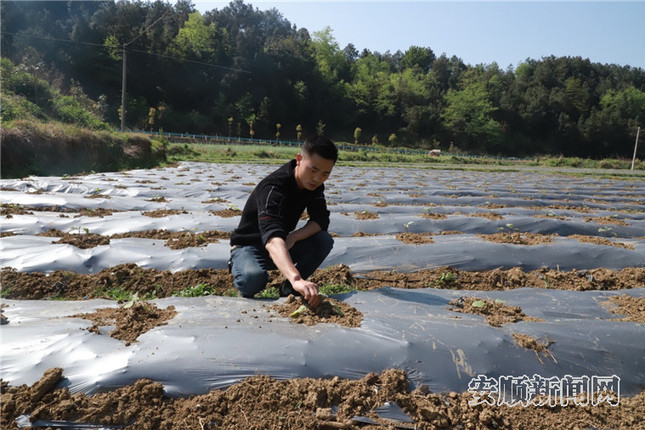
left=0, top=30, right=249, bottom=73
left=129, top=48, right=250, bottom=73
left=1, top=31, right=105, bottom=47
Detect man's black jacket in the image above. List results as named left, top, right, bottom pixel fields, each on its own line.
left=230, top=160, right=330, bottom=247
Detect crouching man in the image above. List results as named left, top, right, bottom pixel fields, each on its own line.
left=229, top=135, right=338, bottom=308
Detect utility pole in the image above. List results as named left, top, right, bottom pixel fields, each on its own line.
left=632, top=126, right=640, bottom=170
left=120, top=47, right=127, bottom=131
left=119, top=12, right=167, bottom=132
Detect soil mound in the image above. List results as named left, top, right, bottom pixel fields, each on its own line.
left=447, top=296, right=543, bottom=327
left=73, top=302, right=177, bottom=346
left=2, top=368, right=643, bottom=430
left=270, top=294, right=363, bottom=327
left=2, top=265, right=643, bottom=301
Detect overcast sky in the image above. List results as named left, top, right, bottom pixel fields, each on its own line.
left=191, top=1, right=645, bottom=69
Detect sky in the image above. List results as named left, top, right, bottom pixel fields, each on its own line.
left=191, top=0, right=645, bottom=70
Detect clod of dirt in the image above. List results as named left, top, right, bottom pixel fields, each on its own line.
left=585, top=216, right=629, bottom=226
left=142, top=209, right=187, bottom=218
left=209, top=208, right=242, bottom=217
left=602, top=294, right=645, bottom=323
left=477, top=232, right=555, bottom=245
left=512, top=333, right=556, bottom=364
left=270, top=295, right=363, bottom=327
left=0, top=305, right=8, bottom=325
left=309, top=264, right=356, bottom=287
left=52, top=232, right=111, bottom=249
left=569, top=234, right=635, bottom=250
left=73, top=302, right=177, bottom=346
left=447, top=296, right=543, bottom=327
left=420, top=212, right=448, bottom=219
left=469, top=212, right=504, bottom=220
left=396, top=232, right=434, bottom=245
left=37, top=228, right=230, bottom=250
left=343, top=210, right=379, bottom=220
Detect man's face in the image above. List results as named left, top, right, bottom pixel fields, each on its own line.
left=294, top=152, right=335, bottom=191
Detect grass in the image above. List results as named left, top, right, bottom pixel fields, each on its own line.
left=164, top=142, right=645, bottom=178
left=173, top=284, right=216, bottom=297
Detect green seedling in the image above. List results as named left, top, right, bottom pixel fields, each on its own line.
left=257, top=287, right=279, bottom=299
left=289, top=305, right=308, bottom=318
left=471, top=300, right=486, bottom=308
left=319, top=283, right=355, bottom=295
left=331, top=303, right=344, bottom=317
left=174, top=284, right=214, bottom=297
left=123, top=292, right=141, bottom=309
left=437, top=272, right=457, bottom=284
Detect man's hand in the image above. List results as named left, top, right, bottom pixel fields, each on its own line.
left=292, top=279, right=321, bottom=308
left=266, top=236, right=320, bottom=308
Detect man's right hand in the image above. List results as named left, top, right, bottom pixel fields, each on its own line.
left=293, top=279, right=321, bottom=308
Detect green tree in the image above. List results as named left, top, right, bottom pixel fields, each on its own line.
left=169, top=11, right=219, bottom=59
left=354, top=127, right=362, bottom=144
left=442, top=71, right=502, bottom=151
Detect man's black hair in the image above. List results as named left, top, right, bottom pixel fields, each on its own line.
left=302, top=135, right=338, bottom=163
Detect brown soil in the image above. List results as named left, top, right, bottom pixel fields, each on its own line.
left=73, top=302, right=177, bottom=346
left=343, top=210, right=379, bottom=220
left=45, top=231, right=111, bottom=249
left=469, top=212, right=504, bottom=220
left=602, top=294, right=645, bottom=323
left=511, top=333, right=556, bottom=364
left=533, top=213, right=570, bottom=221
left=35, top=228, right=230, bottom=250
left=569, top=234, right=635, bottom=250
left=142, top=209, right=187, bottom=218
left=447, top=296, right=543, bottom=327
left=2, top=264, right=644, bottom=301
left=269, top=294, right=363, bottom=327
left=477, top=232, right=555, bottom=245
left=2, top=204, right=118, bottom=216
left=2, top=368, right=643, bottom=430
left=395, top=232, right=435, bottom=245
left=419, top=212, right=448, bottom=219
left=209, top=208, right=242, bottom=217
left=585, top=216, right=629, bottom=226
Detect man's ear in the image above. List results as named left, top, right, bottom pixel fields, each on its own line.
left=296, top=152, right=303, bottom=164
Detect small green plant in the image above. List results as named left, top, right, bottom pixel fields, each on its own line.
left=437, top=272, right=458, bottom=285
left=498, top=223, right=519, bottom=233
left=257, top=287, right=279, bottom=299
left=319, top=283, right=355, bottom=296
left=174, top=284, right=214, bottom=297
left=598, top=227, right=618, bottom=237
left=123, top=292, right=142, bottom=309
left=70, top=226, right=90, bottom=235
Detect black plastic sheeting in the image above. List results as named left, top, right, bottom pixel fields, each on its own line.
left=2, top=287, right=644, bottom=397
left=1, top=162, right=644, bottom=399
left=1, top=162, right=644, bottom=273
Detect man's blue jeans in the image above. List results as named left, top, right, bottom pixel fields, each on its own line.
left=229, top=231, right=334, bottom=298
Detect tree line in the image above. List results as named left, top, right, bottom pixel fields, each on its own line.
left=1, top=0, right=644, bottom=158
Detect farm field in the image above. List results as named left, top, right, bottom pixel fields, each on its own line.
left=1, top=162, right=644, bottom=429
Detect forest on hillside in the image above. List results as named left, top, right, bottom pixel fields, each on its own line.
left=1, top=0, right=644, bottom=158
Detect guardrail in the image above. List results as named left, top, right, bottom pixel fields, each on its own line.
left=118, top=129, right=527, bottom=161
